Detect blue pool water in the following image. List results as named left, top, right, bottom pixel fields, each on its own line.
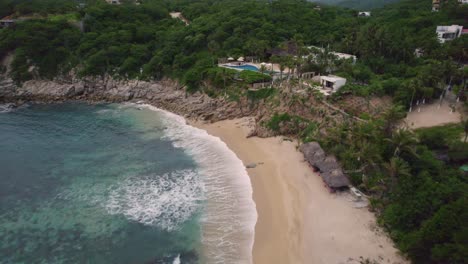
left=226, top=64, right=260, bottom=72
left=0, top=103, right=256, bottom=264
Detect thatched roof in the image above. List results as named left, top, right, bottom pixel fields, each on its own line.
left=300, top=142, right=324, bottom=167
left=322, top=169, right=350, bottom=188
left=300, top=142, right=350, bottom=189
left=318, top=155, right=340, bottom=172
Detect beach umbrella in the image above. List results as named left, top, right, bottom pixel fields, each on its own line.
left=237, top=57, right=245, bottom=62
left=228, top=57, right=234, bottom=61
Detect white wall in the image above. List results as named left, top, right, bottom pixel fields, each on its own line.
left=333, top=78, right=346, bottom=91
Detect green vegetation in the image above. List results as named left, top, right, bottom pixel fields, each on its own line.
left=316, top=0, right=402, bottom=10
left=0, top=0, right=79, bottom=18
left=239, top=70, right=271, bottom=84
left=319, top=108, right=467, bottom=263
left=0, top=0, right=465, bottom=103
left=0, top=0, right=467, bottom=263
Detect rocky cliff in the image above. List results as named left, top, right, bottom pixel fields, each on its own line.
left=0, top=76, right=251, bottom=122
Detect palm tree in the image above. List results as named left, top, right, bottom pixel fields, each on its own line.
left=383, top=157, right=411, bottom=192
left=279, top=63, right=286, bottom=81
left=381, top=105, right=406, bottom=136
left=384, top=129, right=419, bottom=157
left=463, top=118, right=468, bottom=142
left=259, top=64, right=267, bottom=87
left=220, top=67, right=228, bottom=95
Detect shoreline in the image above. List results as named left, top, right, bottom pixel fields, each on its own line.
left=1, top=98, right=407, bottom=263
left=193, top=117, right=407, bottom=264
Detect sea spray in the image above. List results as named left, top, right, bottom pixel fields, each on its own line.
left=0, top=103, right=202, bottom=263
left=139, top=104, right=257, bottom=264
left=105, top=170, right=204, bottom=231
left=0, top=102, right=256, bottom=263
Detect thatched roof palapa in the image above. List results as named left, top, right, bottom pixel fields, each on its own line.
left=322, top=169, right=350, bottom=189
left=318, top=155, right=340, bottom=172
left=299, top=142, right=324, bottom=167
left=300, top=142, right=350, bottom=189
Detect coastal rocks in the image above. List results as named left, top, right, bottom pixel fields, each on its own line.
left=0, top=76, right=250, bottom=123
left=245, top=163, right=257, bottom=169
left=0, top=78, right=16, bottom=98
left=0, top=102, right=16, bottom=113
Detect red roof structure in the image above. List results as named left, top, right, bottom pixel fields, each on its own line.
left=0, top=15, right=15, bottom=21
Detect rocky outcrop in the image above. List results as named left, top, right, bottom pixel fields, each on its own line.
left=0, top=76, right=253, bottom=122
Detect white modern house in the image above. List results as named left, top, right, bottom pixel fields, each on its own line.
left=459, top=0, right=468, bottom=4
left=319, top=75, right=347, bottom=93
left=306, top=46, right=357, bottom=64
left=436, top=25, right=463, bottom=43
left=358, top=12, right=371, bottom=17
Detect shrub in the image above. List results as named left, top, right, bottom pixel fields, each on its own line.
left=239, top=70, right=271, bottom=84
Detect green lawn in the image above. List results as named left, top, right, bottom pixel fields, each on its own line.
left=47, top=13, right=79, bottom=22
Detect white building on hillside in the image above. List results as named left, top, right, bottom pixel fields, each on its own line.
left=459, top=0, right=468, bottom=4
left=358, top=12, right=371, bottom=17
left=320, top=75, right=347, bottom=93
left=306, top=46, right=357, bottom=64
left=436, top=25, right=463, bottom=43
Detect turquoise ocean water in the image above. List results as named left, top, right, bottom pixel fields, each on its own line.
left=0, top=103, right=256, bottom=264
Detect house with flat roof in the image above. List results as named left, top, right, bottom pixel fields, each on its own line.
left=436, top=25, right=463, bottom=43
left=105, top=0, right=120, bottom=4
left=459, top=0, right=468, bottom=4
left=307, top=46, right=357, bottom=64
left=320, top=75, right=346, bottom=92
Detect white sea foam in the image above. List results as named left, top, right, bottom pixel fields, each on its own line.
left=138, top=104, right=257, bottom=264
left=172, top=254, right=181, bottom=264
left=105, top=170, right=204, bottom=231
left=0, top=103, right=15, bottom=113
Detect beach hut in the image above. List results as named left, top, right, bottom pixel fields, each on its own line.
left=300, top=142, right=350, bottom=190
left=317, top=155, right=340, bottom=172
left=300, top=142, right=324, bottom=169
left=321, top=169, right=350, bottom=189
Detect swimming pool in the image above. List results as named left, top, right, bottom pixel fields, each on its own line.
left=226, top=64, right=260, bottom=72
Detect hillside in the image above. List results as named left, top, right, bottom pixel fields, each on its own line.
left=314, top=0, right=402, bottom=10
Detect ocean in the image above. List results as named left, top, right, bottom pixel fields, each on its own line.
left=0, top=103, right=256, bottom=264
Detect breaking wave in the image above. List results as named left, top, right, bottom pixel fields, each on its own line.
left=138, top=104, right=257, bottom=264
left=105, top=170, right=204, bottom=231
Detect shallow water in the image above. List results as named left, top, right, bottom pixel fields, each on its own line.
left=0, top=103, right=256, bottom=263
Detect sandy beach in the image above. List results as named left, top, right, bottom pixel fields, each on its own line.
left=194, top=117, right=407, bottom=264
left=405, top=101, right=461, bottom=129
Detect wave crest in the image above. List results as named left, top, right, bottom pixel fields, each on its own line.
left=105, top=169, right=204, bottom=231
